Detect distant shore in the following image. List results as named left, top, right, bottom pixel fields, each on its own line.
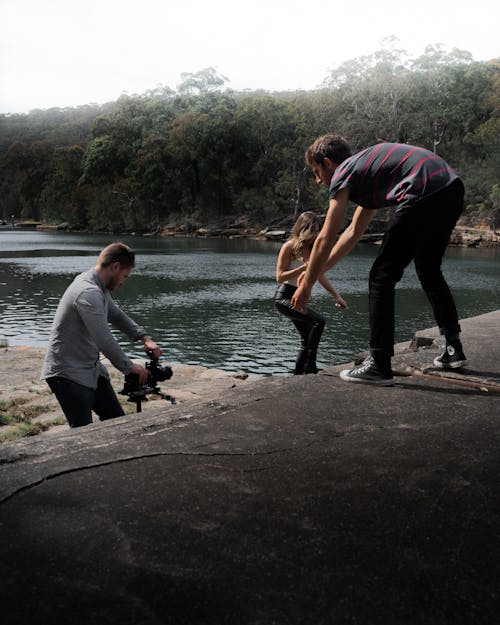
left=4, top=220, right=500, bottom=248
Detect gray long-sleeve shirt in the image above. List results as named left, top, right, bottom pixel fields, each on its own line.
left=41, top=268, right=146, bottom=389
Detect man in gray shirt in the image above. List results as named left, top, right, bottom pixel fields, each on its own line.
left=42, top=242, right=162, bottom=428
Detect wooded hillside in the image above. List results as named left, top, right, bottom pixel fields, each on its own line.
left=1, top=44, right=498, bottom=233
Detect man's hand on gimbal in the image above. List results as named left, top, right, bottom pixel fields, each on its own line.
left=129, top=362, right=149, bottom=385
left=141, top=335, right=162, bottom=359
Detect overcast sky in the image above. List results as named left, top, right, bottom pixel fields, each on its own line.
left=1, top=0, right=499, bottom=114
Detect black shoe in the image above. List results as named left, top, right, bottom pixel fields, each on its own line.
left=433, top=344, right=468, bottom=369
left=340, top=356, right=393, bottom=386
left=294, top=349, right=308, bottom=375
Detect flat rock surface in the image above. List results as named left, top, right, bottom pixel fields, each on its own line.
left=0, top=347, right=256, bottom=439
left=1, top=311, right=499, bottom=625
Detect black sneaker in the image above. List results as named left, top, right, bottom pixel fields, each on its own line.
left=433, top=344, right=468, bottom=369
left=340, top=356, right=393, bottom=386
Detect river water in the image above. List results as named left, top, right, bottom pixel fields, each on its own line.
left=0, top=229, right=498, bottom=375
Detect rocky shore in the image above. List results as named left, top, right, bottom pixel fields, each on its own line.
left=0, top=345, right=258, bottom=442
left=448, top=224, right=500, bottom=248
left=28, top=219, right=500, bottom=248
left=170, top=222, right=500, bottom=249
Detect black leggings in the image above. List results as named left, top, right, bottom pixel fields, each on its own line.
left=275, top=283, right=325, bottom=374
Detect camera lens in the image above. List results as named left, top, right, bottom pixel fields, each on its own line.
left=156, top=365, right=173, bottom=381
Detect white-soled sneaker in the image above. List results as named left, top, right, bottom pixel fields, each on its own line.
left=340, top=356, right=393, bottom=386
left=433, top=344, right=468, bottom=369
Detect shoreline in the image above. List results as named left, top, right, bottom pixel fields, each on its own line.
left=3, top=308, right=500, bottom=441
left=3, top=221, right=499, bottom=248
left=0, top=345, right=258, bottom=443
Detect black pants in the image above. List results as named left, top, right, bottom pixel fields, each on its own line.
left=46, top=375, right=125, bottom=428
left=275, top=283, right=326, bottom=374
left=369, top=179, right=464, bottom=361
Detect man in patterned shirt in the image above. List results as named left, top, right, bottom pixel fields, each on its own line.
left=292, top=134, right=467, bottom=385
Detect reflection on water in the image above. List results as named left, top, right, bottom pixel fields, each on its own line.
left=0, top=230, right=498, bottom=375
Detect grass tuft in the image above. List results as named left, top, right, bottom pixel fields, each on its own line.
left=0, top=398, right=63, bottom=442
left=0, top=417, right=66, bottom=443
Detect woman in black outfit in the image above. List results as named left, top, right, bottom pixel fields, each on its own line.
left=274, top=211, right=347, bottom=374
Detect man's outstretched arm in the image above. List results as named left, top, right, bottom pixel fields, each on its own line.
left=323, top=204, right=376, bottom=271
left=291, top=189, right=349, bottom=312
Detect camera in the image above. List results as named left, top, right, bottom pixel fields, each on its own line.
left=120, top=354, right=175, bottom=412
left=145, top=357, right=173, bottom=385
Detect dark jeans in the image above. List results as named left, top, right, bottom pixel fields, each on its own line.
left=46, top=375, right=125, bottom=428
left=275, top=283, right=326, bottom=373
left=369, top=179, right=464, bottom=361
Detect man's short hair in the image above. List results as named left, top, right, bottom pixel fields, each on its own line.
left=98, top=242, right=136, bottom=269
left=305, top=134, right=352, bottom=167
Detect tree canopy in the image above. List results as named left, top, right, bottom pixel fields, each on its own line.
left=1, top=51, right=498, bottom=232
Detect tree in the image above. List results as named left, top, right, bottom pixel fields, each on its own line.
left=40, top=145, right=85, bottom=223
left=322, top=39, right=411, bottom=145
left=406, top=45, right=476, bottom=153
left=168, top=95, right=238, bottom=219
left=1, top=140, right=54, bottom=220
left=232, top=95, right=305, bottom=220
left=0, top=48, right=497, bottom=230
left=177, top=67, right=229, bottom=95
left=464, top=59, right=500, bottom=158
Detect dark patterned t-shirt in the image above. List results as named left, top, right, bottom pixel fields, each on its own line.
left=328, top=143, right=459, bottom=210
